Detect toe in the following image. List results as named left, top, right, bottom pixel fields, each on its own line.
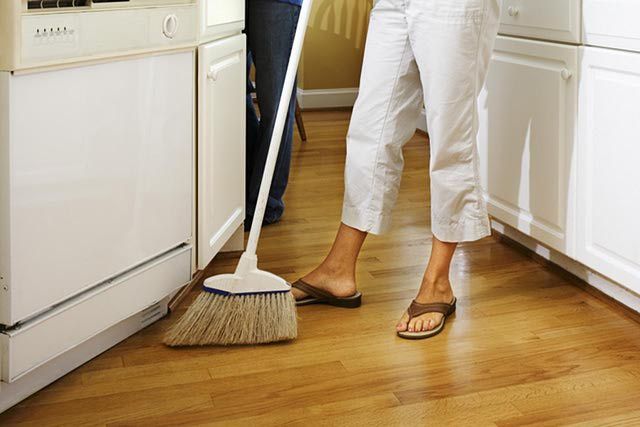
left=291, top=287, right=308, bottom=301
left=396, top=312, right=410, bottom=332
left=414, top=320, right=423, bottom=333
left=422, top=319, right=431, bottom=331
left=426, top=315, right=441, bottom=330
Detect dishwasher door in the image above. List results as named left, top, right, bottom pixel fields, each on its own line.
left=0, top=51, right=194, bottom=325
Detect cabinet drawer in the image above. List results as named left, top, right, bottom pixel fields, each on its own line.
left=499, top=0, right=581, bottom=44
left=0, top=246, right=191, bottom=383
left=583, top=0, right=640, bottom=53
left=478, top=36, right=578, bottom=255
left=199, top=0, right=245, bottom=43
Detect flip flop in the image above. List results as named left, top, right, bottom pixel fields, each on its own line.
left=291, top=279, right=362, bottom=308
left=397, top=297, right=457, bottom=340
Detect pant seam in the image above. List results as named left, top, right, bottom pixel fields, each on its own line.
left=364, top=31, right=412, bottom=229
left=471, top=0, right=490, bottom=219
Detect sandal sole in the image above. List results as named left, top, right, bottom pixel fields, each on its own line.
left=295, top=292, right=362, bottom=308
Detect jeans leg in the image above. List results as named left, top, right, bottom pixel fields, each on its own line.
left=245, top=52, right=260, bottom=185
left=245, top=0, right=301, bottom=224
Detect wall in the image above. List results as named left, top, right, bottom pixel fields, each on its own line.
left=299, top=0, right=372, bottom=92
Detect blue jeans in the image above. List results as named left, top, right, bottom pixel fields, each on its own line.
left=245, top=0, right=300, bottom=226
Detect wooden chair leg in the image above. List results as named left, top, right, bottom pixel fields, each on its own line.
left=295, top=102, right=308, bottom=142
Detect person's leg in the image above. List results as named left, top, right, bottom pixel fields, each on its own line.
left=396, top=237, right=456, bottom=332
left=295, top=0, right=424, bottom=300
left=396, top=0, right=501, bottom=333
left=245, top=0, right=300, bottom=226
left=293, top=223, right=367, bottom=300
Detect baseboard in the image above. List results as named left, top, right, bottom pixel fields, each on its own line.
left=296, top=88, right=358, bottom=110
left=296, top=88, right=428, bottom=135
left=491, top=219, right=640, bottom=315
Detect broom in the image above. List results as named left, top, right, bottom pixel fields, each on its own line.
left=163, top=0, right=313, bottom=346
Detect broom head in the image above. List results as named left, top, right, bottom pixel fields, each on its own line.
left=163, top=255, right=297, bottom=346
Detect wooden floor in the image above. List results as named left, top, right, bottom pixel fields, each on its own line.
left=3, top=110, right=640, bottom=426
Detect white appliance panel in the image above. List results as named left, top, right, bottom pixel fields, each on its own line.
left=2, top=4, right=197, bottom=72
left=198, top=35, right=245, bottom=269
left=1, top=246, right=191, bottom=383
left=3, top=51, right=194, bottom=325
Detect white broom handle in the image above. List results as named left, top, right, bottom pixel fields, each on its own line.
left=246, top=0, right=313, bottom=256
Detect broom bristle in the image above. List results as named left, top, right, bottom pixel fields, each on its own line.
left=163, top=291, right=297, bottom=346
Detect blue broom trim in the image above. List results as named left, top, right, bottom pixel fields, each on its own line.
left=202, top=286, right=290, bottom=297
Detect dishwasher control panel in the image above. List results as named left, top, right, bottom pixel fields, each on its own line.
left=18, top=5, right=197, bottom=70
left=0, top=1, right=197, bottom=71
left=22, top=15, right=80, bottom=62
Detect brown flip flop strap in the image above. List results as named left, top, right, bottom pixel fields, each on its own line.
left=291, top=279, right=333, bottom=301
left=407, top=299, right=455, bottom=322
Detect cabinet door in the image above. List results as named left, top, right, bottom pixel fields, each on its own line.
left=198, top=35, right=246, bottom=269
left=477, top=36, right=578, bottom=255
left=577, top=47, right=640, bottom=293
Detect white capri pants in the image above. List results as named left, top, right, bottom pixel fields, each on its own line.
left=342, top=0, right=501, bottom=242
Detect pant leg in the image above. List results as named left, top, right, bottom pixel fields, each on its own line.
left=245, top=0, right=300, bottom=224
left=407, top=0, right=500, bottom=242
left=245, top=52, right=259, bottom=182
left=342, top=0, right=424, bottom=235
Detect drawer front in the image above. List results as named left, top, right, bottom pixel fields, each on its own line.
left=583, top=0, right=640, bottom=53
left=499, top=0, right=581, bottom=44
left=199, top=0, right=244, bottom=43
left=0, top=246, right=191, bottom=383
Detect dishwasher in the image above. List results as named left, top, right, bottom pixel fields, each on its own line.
left=0, top=0, right=197, bottom=410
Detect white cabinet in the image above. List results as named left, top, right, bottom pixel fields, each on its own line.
left=577, top=46, right=640, bottom=293
left=478, top=36, right=578, bottom=255
left=583, top=0, right=640, bottom=53
left=197, top=34, right=246, bottom=269
left=499, top=0, right=582, bottom=44
left=199, top=0, right=245, bottom=43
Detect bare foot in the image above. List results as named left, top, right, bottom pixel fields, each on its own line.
left=396, top=277, right=454, bottom=333
left=293, top=263, right=357, bottom=301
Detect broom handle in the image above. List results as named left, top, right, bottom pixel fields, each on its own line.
left=245, top=0, right=313, bottom=256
